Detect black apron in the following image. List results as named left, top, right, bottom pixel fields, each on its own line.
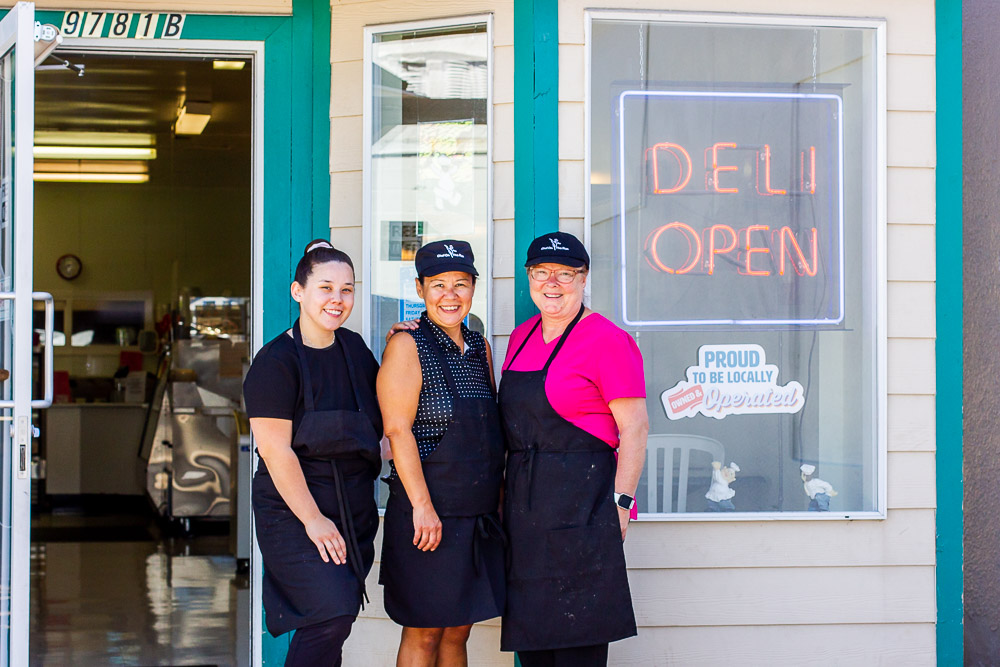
left=379, top=319, right=506, bottom=628
left=498, top=306, right=637, bottom=652
left=252, top=320, right=381, bottom=637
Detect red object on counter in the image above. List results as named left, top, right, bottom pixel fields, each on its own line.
left=119, top=351, right=143, bottom=372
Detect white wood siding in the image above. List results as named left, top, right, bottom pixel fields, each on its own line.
left=557, top=1, right=937, bottom=663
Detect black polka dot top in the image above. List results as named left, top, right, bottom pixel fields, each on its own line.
left=385, top=313, right=494, bottom=482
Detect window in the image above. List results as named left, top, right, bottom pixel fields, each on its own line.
left=365, top=17, right=492, bottom=353
left=588, top=13, right=885, bottom=517
left=365, top=17, right=493, bottom=507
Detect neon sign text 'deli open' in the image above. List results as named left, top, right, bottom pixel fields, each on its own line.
left=616, top=90, right=844, bottom=327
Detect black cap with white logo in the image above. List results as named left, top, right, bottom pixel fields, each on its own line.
left=524, top=231, right=590, bottom=269
left=414, top=239, right=478, bottom=279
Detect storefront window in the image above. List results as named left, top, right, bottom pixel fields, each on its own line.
left=365, top=18, right=492, bottom=507
left=365, top=18, right=491, bottom=357
left=588, top=13, right=885, bottom=517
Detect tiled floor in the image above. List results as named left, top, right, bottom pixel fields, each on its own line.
left=30, top=512, right=248, bottom=666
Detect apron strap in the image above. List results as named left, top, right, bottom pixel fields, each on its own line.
left=542, top=304, right=586, bottom=374
left=331, top=460, right=370, bottom=609
left=292, top=320, right=316, bottom=413
left=292, top=319, right=367, bottom=414
left=506, top=305, right=586, bottom=373
left=417, top=316, right=463, bottom=398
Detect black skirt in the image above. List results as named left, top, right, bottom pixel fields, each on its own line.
left=379, top=493, right=505, bottom=628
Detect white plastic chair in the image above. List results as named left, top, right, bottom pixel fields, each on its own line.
left=646, top=434, right=725, bottom=513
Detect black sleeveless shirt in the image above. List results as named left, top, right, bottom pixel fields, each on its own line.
left=385, top=313, right=493, bottom=481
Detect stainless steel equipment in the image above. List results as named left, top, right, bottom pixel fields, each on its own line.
left=142, top=297, right=249, bottom=529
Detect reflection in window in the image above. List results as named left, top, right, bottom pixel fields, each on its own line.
left=589, top=16, right=882, bottom=516
left=367, top=21, right=490, bottom=355
left=367, top=19, right=492, bottom=508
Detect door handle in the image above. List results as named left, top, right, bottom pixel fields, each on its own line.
left=32, top=291, right=54, bottom=408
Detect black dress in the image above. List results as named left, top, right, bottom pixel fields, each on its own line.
left=379, top=316, right=506, bottom=628
left=244, top=323, right=383, bottom=637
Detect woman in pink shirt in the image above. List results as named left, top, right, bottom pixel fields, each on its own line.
left=498, top=231, right=648, bottom=667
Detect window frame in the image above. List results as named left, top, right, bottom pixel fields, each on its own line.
left=362, top=13, right=495, bottom=351
left=584, top=9, right=888, bottom=521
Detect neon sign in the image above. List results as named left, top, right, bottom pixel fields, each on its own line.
left=616, top=90, right=844, bottom=327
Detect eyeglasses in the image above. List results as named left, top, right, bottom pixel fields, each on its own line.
left=528, top=267, right=585, bottom=284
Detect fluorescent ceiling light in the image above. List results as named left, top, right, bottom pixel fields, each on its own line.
left=175, top=101, right=212, bottom=135
left=34, top=160, right=148, bottom=175
left=34, top=131, right=155, bottom=147
left=34, top=172, right=149, bottom=184
left=213, top=60, right=246, bottom=70
left=34, top=146, right=157, bottom=160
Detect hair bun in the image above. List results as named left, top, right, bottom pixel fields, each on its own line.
left=304, top=239, right=335, bottom=255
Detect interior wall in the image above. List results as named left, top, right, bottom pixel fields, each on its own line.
left=34, top=182, right=251, bottom=308
left=962, top=0, right=1000, bottom=661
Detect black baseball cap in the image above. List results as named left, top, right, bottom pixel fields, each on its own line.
left=414, top=240, right=478, bottom=279
left=524, top=231, right=589, bottom=269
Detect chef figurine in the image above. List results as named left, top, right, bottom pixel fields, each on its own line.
left=800, top=463, right=838, bottom=511
left=705, top=461, right=740, bottom=511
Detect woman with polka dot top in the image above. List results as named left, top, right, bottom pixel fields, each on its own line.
left=377, top=240, right=506, bottom=666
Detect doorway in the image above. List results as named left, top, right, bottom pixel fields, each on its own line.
left=29, top=47, right=255, bottom=665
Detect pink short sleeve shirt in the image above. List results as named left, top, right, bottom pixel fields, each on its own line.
left=502, top=312, right=646, bottom=448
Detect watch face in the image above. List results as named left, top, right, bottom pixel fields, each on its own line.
left=56, top=254, right=82, bottom=280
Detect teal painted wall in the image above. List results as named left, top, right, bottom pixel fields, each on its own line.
left=514, top=0, right=559, bottom=323
left=936, top=0, right=963, bottom=663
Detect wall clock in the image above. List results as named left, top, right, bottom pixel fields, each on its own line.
left=56, top=254, right=82, bottom=281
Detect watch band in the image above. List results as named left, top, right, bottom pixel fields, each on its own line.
left=614, top=492, right=636, bottom=510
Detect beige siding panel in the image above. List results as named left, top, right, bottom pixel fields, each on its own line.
left=887, top=281, right=935, bottom=338
left=493, top=218, right=515, bottom=278
left=329, top=226, right=363, bottom=270
left=888, top=55, right=936, bottom=112
left=888, top=394, right=935, bottom=452
left=330, top=171, right=362, bottom=227
left=330, top=115, right=363, bottom=173
left=493, top=161, right=515, bottom=220
left=559, top=44, right=585, bottom=102
left=492, top=276, right=515, bottom=335
left=331, top=0, right=514, bottom=63
left=887, top=451, right=935, bottom=509
left=494, top=45, right=514, bottom=104
left=625, top=508, right=935, bottom=569
left=559, top=0, right=934, bottom=56
left=887, top=338, right=935, bottom=395
left=493, top=104, right=515, bottom=163
left=887, top=167, right=935, bottom=225
left=629, top=565, right=935, bottom=626
left=887, top=224, right=935, bottom=281
left=608, top=624, right=935, bottom=666
left=330, top=61, right=363, bottom=118
left=558, top=160, right=585, bottom=219
left=559, top=102, right=585, bottom=161
left=887, top=111, right=936, bottom=168
left=14, top=0, right=290, bottom=13
left=559, top=218, right=585, bottom=240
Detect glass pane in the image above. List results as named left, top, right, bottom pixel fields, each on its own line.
left=368, top=22, right=489, bottom=352
left=590, top=19, right=880, bottom=515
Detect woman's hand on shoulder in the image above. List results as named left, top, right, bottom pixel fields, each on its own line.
left=385, top=319, right=420, bottom=344
left=304, top=515, right=347, bottom=565
left=411, top=502, right=443, bottom=551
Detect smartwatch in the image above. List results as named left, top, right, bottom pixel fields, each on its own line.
left=614, top=492, right=636, bottom=511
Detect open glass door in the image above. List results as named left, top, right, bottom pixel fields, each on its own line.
left=0, top=3, right=43, bottom=665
